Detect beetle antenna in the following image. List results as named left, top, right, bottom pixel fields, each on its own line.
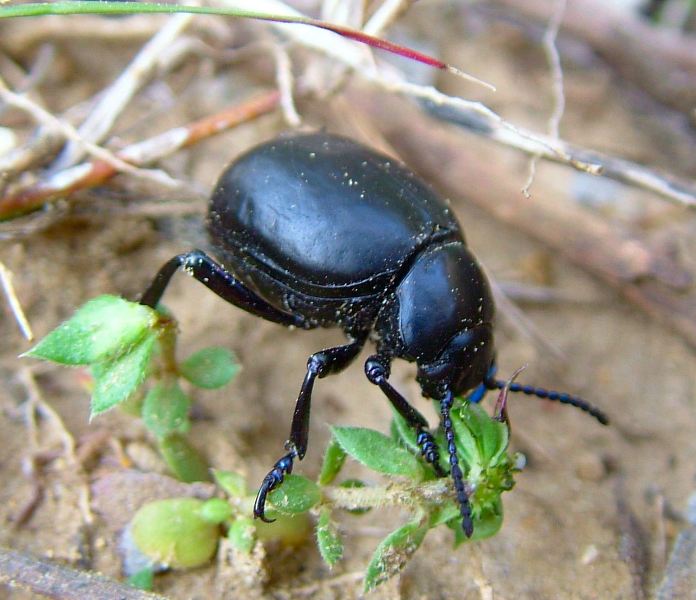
left=440, top=388, right=474, bottom=537
left=483, top=376, right=609, bottom=426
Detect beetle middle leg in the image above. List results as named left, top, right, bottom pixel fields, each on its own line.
left=364, top=354, right=445, bottom=477
left=254, top=332, right=368, bottom=522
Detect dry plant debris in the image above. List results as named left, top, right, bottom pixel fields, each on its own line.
left=0, top=0, right=695, bottom=598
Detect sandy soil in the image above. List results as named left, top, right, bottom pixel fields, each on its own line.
left=1, top=4, right=695, bottom=599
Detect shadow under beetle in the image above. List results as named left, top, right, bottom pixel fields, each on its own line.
left=140, top=133, right=608, bottom=537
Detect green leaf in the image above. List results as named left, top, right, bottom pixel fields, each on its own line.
left=25, top=295, right=157, bottom=365
left=127, top=567, right=154, bottom=591
left=200, top=498, right=233, bottom=524
left=450, top=407, right=482, bottom=470
left=180, top=347, right=239, bottom=389
left=130, top=498, right=220, bottom=569
left=460, top=404, right=507, bottom=464
left=332, top=426, right=424, bottom=481
left=267, top=474, right=320, bottom=515
left=318, top=438, right=346, bottom=485
left=90, top=335, right=156, bottom=417
left=255, top=513, right=312, bottom=545
left=158, top=432, right=211, bottom=483
left=448, top=498, right=504, bottom=545
left=453, top=404, right=509, bottom=468
left=390, top=409, right=420, bottom=454
left=316, top=508, right=343, bottom=567
left=213, top=470, right=248, bottom=498
left=364, top=520, right=428, bottom=592
left=142, top=380, right=191, bottom=438
left=227, top=516, right=256, bottom=553
left=428, top=501, right=460, bottom=528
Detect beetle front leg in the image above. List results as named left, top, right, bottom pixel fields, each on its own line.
left=364, top=355, right=445, bottom=477
left=254, top=335, right=367, bottom=522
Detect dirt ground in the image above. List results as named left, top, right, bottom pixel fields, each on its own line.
left=1, top=2, right=696, bottom=599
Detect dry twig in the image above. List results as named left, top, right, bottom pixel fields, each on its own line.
left=52, top=13, right=194, bottom=170
left=423, top=96, right=696, bottom=210
left=488, top=270, right=564, bottom=362
left=0, top=546, right=165, bottom=600
left=273, top=44, right=302, bottom=126
left=0, top=14, right=170, bottom=48
left=0, top=91, right=280, bottom=220
left=0, top=259, right=33, bottom=340
left=522, top=0, right=566, bottom=198
left=16, top=368, right=95, bottom=528
left=489, top=0, right=696, bottom=115
left=0, top=76, right=178, bottom=189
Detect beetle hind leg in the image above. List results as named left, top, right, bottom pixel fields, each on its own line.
left=254, top=334, right=368, bottom=522
left=140, top=249, right=305, bottom=327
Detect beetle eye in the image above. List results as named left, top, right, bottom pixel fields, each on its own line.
left=415, top=325, right=494, bottom=397
left=448, top=326, right=494, bottom=395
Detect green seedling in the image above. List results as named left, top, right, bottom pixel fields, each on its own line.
left=24, top=295, right=238, bottom=481
left=27, top=295, right=518, bottom=592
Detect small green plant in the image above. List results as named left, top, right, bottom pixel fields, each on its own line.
left=25, top=296, right=519, bottom=592
left=123, top=400, right=516, bottom=592
left=24, top=295, right=238, bottom=481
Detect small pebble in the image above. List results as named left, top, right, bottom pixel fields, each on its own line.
left=575, top=452, right=607, bottom=481
left=580, top=544, right=599, bottom=565
left=125, top=441, right=168, bottom=474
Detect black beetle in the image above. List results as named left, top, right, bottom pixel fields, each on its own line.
left=140, top=133, right=608, bottom=537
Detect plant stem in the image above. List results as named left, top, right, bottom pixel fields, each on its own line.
left=321, top=479, right=451, bottom=512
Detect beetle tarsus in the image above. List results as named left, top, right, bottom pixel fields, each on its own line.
left=254, top=450, right=297, bottom=522
left=416, top=430, right=446, bottom=476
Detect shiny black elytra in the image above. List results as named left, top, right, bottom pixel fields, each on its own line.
left=140, top=133, right=608, bottom=537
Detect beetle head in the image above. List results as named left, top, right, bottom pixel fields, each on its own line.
left=415, top=324, right=494, bottom=399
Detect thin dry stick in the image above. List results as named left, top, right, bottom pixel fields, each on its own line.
left=0, top=14, right=169, bottom=47
left=273, top=44, right=302, bottom=126
left=0, top=91, right=280, bottom=219
left=0, top=76, right=179, bottom=190
left=420, top=86, right=696, bottom=209
left=53, top=13, right=194, bottom=170
left=0, top=546, right=166, bottom=600
left=19, top=367, right=95, bottom=526
left=522, top=0, right=566, bottom=198
left=490, top=0, right=696, bottom=115
left=0, top=260, right=33, bottom=340
left=19, top=368, right=77, bottom=465
left=224, top=0, right=594, bottom=172
left=0, top=44, right=53, bottom=114
left=496, top=281, right=596, bottom=305
left=363, top=0, right=408, bottom=35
